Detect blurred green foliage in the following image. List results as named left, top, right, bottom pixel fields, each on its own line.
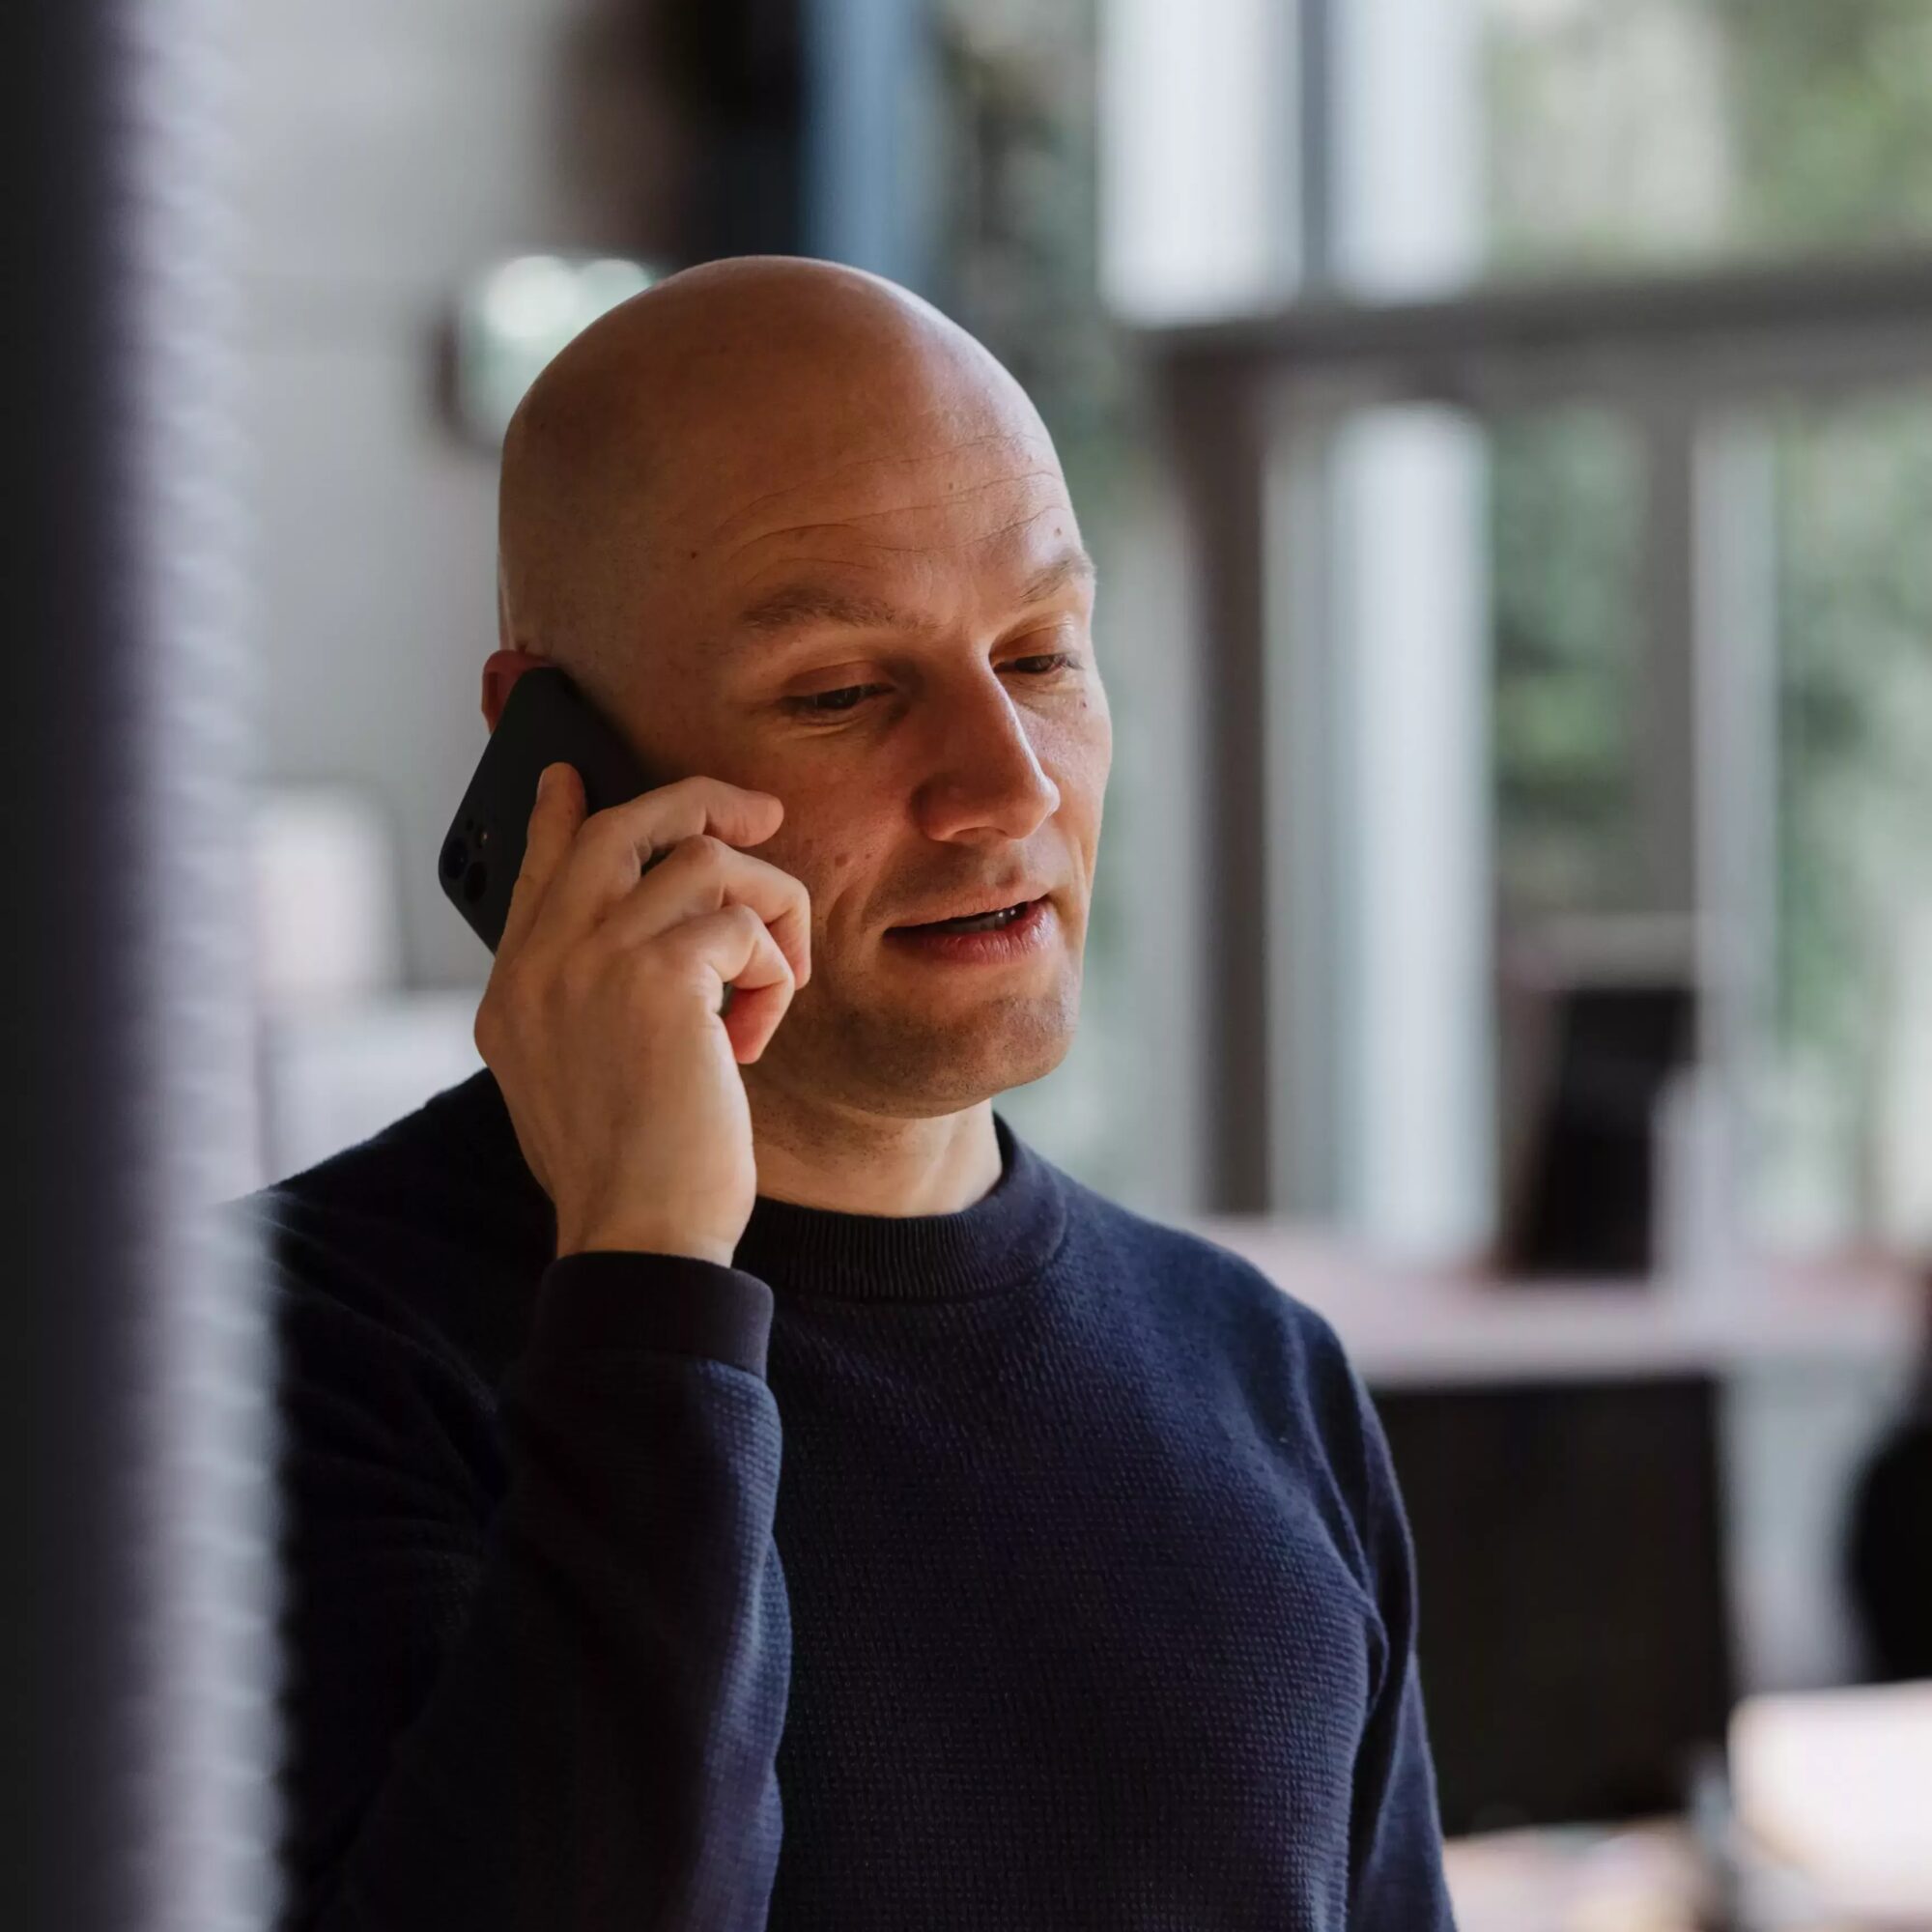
left=1486, top=0, right=1932, bottom=275
left=1719, top=0, right=1932, bottom=256
left=1487, top=0, right=1932, bottom=1236
left=1490, top=411, right=1644, bottom=917
left=1769, top=395, right=1932, bottom=1229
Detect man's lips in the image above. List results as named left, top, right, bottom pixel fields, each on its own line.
left=882, top=895, right=1055, bottom=953
left=887, top=891, right=1051, bottom=931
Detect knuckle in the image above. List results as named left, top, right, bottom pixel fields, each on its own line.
left=581, top=803, right=627, bottom=848
left=475, top=969, right=541, bottom=1053
left=651, top=909, right=708, bottom=963
left=664, top=831, right=726, bottom=879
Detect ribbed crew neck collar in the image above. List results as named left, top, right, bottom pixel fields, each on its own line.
left=440, top=1067, right=1069, bottom=1305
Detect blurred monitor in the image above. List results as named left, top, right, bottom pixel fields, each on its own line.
left=1498, top=966, right=1696, bottom=1279
left=1377, top=1374, right=1735, bottom=1834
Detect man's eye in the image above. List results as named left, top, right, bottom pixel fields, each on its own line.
left=784, top=655, right=1081, bottom=719
left=792, top=683, right=889, bottom=715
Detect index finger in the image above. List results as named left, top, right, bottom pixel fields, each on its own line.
left=497, top=759, right=585, bottom=963
left=539, top=774, right=784, bottom=947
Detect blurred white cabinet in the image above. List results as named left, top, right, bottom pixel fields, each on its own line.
left=256, top=989, right=484, bottom=1188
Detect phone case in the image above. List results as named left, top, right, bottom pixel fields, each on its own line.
left=438, top=666, right=661, bottom=955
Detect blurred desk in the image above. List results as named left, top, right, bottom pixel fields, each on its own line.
left=1186, top=1221, right=1930, bottom=1827
left=1730, top=1682, right=1932, bottom=1929
left=1181, top=1221, right=1922, bottom=1383
left=1444, top=1818, right=1712, bottom=1932
left=1445, top=1680, right=1932, bottom=1932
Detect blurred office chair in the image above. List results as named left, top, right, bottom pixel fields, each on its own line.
left=1844, top=1283, right=1932, bottom=1682
left=1379, top=1374, right=1735, bottom=1833
left=1495, top=918, right=1699, bottom=1280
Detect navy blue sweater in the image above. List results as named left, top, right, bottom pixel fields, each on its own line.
left=228, top=1066, right=1456, bottom=1930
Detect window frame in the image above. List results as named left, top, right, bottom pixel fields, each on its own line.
left=1141, top=251, right=1932, bottom=1223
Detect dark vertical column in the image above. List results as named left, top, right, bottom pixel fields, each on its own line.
left=799, top=0, right=940, bottom=296
left=1155, top=352, right=1276, bottom=1212
left=656, top=0, right=808, bottom=260
left=0, top=3, right=145, bottom=1929
left=1295, top=0, right=1337, bottom=292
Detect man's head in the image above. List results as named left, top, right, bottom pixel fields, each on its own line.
left=489, top=255, right=1110, bottom=1122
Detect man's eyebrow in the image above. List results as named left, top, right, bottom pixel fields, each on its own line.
left=1017, top=546, right=1098, bottom=606
left=730, top=583, right=938, bottom=640
left=724, top=544, right=1098, bottom=649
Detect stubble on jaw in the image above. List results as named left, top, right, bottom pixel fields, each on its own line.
left=745, top=964, right=1086, bottom=1122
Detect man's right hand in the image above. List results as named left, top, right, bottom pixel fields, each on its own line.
left=473, top=761, right=810, bottom=1267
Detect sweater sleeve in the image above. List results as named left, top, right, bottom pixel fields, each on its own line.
left=270, top=1238, right=791, bottom=1932
left=1341, top=1363, right=1458, bottom=1932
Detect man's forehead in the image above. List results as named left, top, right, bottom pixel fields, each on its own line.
left=683, top=420, right=1060, bottom=542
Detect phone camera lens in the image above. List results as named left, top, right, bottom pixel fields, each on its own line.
left=440, top=834, right=467, bottom=882
left=462, top=860, right=488, bottom=905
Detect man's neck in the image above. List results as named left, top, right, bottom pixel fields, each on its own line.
left=743, top=1087, right=1003, bottom=1219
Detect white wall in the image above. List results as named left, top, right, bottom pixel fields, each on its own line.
left=235, top=0, right=683, bottom=989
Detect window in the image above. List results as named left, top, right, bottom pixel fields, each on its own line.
left=1755, top=386, right=1932, bottom=1247
left=1105, top=0, right=1932, bottom=1257
left=1492, top=410, right=1647, bottom=918
left=1487, top=0, right=1932, bottom=278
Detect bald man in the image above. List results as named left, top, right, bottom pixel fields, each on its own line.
left=230, top=257, right=1455, bottom=1931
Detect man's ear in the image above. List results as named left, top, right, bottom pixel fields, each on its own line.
left=481, top=648, right=547, bottom=732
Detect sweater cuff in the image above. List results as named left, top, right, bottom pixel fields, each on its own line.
left=531, top=1251, right=775, bottom=1380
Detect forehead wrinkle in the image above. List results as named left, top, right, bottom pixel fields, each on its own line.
left=813, top=502, right=1072, bottom=556
left=718, top=494, right=1071, bottom=592
left=826, top=470, right=1066, bottom=525
left=707, top=430, right=1053, bottom=538
left=699, top=451, right=1064, bottom=560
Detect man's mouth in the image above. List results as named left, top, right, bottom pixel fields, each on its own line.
left=890, top=896, right=1041, bottom=934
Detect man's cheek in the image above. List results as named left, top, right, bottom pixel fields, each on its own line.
left=772, top=836, right=865, bottom=952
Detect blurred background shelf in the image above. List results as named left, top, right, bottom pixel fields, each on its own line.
left=255, top=991, right=485, bottom=1189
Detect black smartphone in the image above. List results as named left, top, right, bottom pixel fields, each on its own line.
left=438, top=666, right=665, bottom=955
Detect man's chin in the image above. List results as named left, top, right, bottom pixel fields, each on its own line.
left=763, top=987, right=1080, bottom=1115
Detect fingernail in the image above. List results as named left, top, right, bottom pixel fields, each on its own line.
left=536, top=765, right=555, bottom=802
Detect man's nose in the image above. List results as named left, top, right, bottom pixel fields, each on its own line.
left=911, top=671, right=1063, bottom=841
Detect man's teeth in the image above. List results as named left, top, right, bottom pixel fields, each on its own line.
left=926, top=902, right=1026, bottom=931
